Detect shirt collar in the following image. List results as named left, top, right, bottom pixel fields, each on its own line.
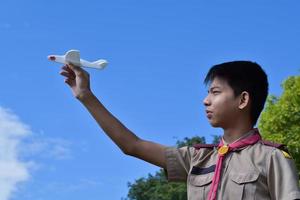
left=222, top=128, right=257, bottom=146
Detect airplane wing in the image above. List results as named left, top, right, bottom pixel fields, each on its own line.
left=65, top=50, right=81, bottom=67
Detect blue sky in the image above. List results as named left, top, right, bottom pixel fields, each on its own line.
left=0, top=1, right=299, bottom=199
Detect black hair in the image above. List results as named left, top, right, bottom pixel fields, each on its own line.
left=204, top=61, right=268, bottom=126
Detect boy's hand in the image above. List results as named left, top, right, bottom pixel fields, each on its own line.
left=59, top=64, right=92, bottom=101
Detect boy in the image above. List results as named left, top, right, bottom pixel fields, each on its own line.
left=59, top=61, right=300, bottom=200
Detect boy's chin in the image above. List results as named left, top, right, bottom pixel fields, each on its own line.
left=209, top=121, right=221, bottom=128
left=211, top=124, right=220, bottom=128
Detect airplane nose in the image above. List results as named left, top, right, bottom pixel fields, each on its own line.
left=48, top=56, right=56, bottom=61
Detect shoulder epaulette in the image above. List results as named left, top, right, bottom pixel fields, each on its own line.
left=261, top=140, right=285, bottom=149
left=261, top=140, right=292, bottom=158
left=193, top=144, right=218, bottom=150
left=260, top=140, right=289, bottom=151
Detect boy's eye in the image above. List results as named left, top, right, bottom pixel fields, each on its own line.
left=212, top=91, right=220, bottom=94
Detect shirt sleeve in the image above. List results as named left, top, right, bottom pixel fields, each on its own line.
left=164, top=146, right=194, bottom=182
left=267, top=148, right=300, bottom=200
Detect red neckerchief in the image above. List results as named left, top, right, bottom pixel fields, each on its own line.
left=207, top=129, right=262, bottom=200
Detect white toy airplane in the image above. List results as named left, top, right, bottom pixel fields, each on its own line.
left=48, top=50, right=108, bottom=70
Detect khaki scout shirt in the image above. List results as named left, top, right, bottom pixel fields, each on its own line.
left=165, top=141, right=300, bottom=200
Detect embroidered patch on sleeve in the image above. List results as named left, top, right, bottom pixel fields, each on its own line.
left=281, top=150, right=292, bottom=159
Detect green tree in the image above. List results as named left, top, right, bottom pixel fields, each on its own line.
left=258, top=75, right=300, bottom=172
left=212, top=135, right=221, bottom=144
left=176, top=136, right=206, bottom=148
left=126, top=169, right=186, bottom=200
left=126, top=136, right=205, bottom=200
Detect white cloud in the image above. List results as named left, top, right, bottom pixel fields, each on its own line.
left=0, top=106, right=75, bottom=200
left=0, top=107, right=31, bottom=200
left=22, top=137, right=72, bottom=160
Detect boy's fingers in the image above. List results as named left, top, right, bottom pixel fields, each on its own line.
left=60, top=70, right=75, bottom=79
left=60, top=68, right=75, bottom=76
left=64, top=78, right=73, bottom=86
left=61, top=65, right=76, bottom=77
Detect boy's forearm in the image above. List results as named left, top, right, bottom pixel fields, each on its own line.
left=79, top=92, right=139, bottom=155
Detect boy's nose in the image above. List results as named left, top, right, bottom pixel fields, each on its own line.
left=203, top=95, right=210, bottom=106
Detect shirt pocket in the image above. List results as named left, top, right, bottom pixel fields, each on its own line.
left=188, top=173, right=213, bottom=200
left=227, top=171, right=259, bottom=200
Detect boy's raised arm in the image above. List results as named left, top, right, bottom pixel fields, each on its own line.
left=59, top=64, right=167, bottom=169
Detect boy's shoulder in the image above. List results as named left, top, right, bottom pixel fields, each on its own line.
left=259, top=140, right=286, bottom=149
left=192, top=140, right=286, bottom=150
left=192, top=140, right=292, bottom=158
left=257, top=140, right=292, bottom=159
left=193, top=143, right=218, bottom=149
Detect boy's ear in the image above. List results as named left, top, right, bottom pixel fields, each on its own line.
left=238, top=91, right=250, bottom=109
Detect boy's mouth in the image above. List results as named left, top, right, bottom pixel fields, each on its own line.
left=206, top=110, right=213, bottom=118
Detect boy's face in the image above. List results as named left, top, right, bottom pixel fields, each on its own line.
left=203, top=77, right=241, bottom=128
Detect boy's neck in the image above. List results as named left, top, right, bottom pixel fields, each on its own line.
left=222, top=124, right=254, bottom=144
